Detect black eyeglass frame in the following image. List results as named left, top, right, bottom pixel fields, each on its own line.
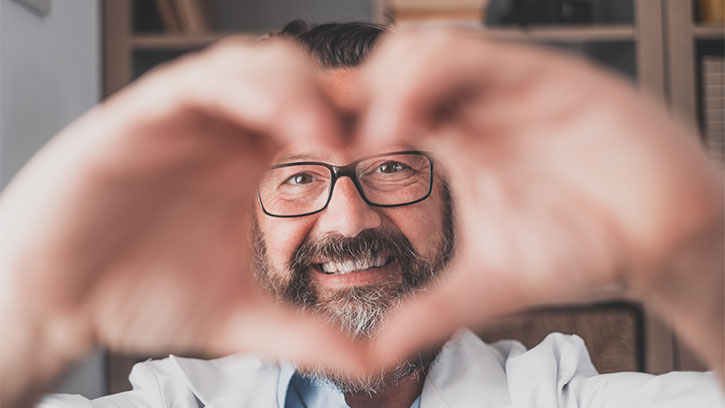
left=257, top=150, right=435, bottom=218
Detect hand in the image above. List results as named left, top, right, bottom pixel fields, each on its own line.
left=0, top=37, right=362, bottom=407
left=358, top=29, right=723, bottom=373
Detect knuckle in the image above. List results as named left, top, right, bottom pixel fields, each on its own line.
left=207, top=34, right=255, bottom=55
left=256, top=39, right=309, bottom=67
left=418, top=30, right=460, bottom=57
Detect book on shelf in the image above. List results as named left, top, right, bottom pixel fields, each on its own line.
left=153, top=0, right=180, bottom=33
left=386, top=0, right=489, bottom=24
left=175, top=0, right=212, bottom=34
left=152, top=0, right=213, bottom=34
left=698, top=0, right=725, bottom=23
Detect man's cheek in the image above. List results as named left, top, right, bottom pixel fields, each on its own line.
left=385, top=204, right=442, bottom=256
left=261, top=220, right=315, bottom=271
left=266, top=240, right=297, bottom=274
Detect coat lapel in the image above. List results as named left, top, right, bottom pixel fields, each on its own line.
left=170, top=353, right=287, bottom=407
left=421, top=330, right=515, bottom=408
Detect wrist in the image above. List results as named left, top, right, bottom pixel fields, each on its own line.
left=630, top=179, right=724, bottom=374
left=1, top=255, right=93, bottom=407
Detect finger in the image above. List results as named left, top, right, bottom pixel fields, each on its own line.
left=357, top=29, right=590, bottom=152
left=204, top=38, right=346, bottom=149
left=368, top=260, right=520, bottom=371
left=115, top=36, right=346, bottom=150
left=213, top=294, right=372, bottom=375
left=357, top=29, right=494, bottom=150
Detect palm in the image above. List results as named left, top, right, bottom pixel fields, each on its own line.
left=76, top=113, right=259, bottom=353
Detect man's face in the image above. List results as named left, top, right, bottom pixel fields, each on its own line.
left=251, top=68, right=454, bottom=392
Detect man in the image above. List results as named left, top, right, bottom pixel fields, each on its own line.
left=1, top=22, right=722, bottom=408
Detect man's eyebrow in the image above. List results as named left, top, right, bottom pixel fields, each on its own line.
left=274, top=153, right=324, bottom=164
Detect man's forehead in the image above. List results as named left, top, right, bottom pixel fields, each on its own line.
left=271, top=68, right=417, bottom=165
left=319, top=68, right=364, bottom=114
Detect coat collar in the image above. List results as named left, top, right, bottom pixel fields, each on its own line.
left=421, top=330, right=513, bottom=407
left=169, top=352, right=285, bottom=407
left=168, top=330, right=512, bottom=408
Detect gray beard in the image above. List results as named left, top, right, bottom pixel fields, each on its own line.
left=298, top=285, right=436, bottom=395
left=250, top=188, right=455, bottom=394
left=316, top=284, right=406, bottom=339
left=251, top=236, right=447, bottom=394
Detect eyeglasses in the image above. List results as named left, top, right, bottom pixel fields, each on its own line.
left=257, top=150, right=434, bottom=218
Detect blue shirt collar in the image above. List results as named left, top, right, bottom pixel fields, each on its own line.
left=276, top=361, right=421, bottom=408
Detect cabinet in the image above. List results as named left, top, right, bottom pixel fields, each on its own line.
left=102, top=0, right=723, bottom=394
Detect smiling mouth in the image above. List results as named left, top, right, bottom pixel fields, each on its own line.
left=314, top=256, right=391, bottom=275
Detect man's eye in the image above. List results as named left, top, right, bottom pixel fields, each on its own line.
left=376, top=161, right=407, bottom=174
left=284, top=173, right=314, bottom=185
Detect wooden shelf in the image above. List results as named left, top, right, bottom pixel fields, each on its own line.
left=482, top=24, right=635, bottom=42
left=132, top=31, right=268, bottom=50
left=130, top=23, right=721, bottom=50
left=693, top=24, right=725, bottom=40
left=132, top=25, right=637, bottom=51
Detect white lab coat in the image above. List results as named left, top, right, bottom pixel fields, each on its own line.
left=39, top=330, right=724, bottom=407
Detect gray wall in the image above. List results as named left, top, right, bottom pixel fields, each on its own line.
left=0, top=0, right=101, bottom=188
left=0, top=0, right=104, bottom=399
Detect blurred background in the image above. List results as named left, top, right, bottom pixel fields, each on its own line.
left=1, top=0, right=722, bottom=399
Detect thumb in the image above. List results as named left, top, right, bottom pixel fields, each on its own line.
left=368, top=261, right=520, bottom=371
left=212, top=294, right=371, bottom=374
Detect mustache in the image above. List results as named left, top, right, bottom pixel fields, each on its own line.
left=282, top=228, right=422, bottom=306
left=289, top=228, right=418, bottom=271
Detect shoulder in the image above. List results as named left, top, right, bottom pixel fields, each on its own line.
left=499, top=332, right=723, bottom=407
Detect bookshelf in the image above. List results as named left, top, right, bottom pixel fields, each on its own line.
left=483, top=24, right=635, bottom=41
left=104, top=1, right=652, bottom=96
left=102, top=0, right=722, bottom=394
left=132, top=32, right=233, bottom=49
left=664, top=0, right=724, bottom=167
left=695, top=24, right=725, bottom=39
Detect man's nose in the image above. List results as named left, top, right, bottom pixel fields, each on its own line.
left=315, top=177, right=382, bottom=237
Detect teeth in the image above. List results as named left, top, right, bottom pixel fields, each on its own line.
left=320, top=256, right=388, bottom=275
left=373, top=256, right=386, bottom=267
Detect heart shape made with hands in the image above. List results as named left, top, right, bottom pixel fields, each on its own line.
left=2, top=30, right=721, bottom=390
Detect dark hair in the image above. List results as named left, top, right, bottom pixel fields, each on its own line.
left=277, top=20, right=387, bottom=68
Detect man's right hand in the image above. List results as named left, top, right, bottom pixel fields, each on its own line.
left=0, top=37, right=362, bottom=408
